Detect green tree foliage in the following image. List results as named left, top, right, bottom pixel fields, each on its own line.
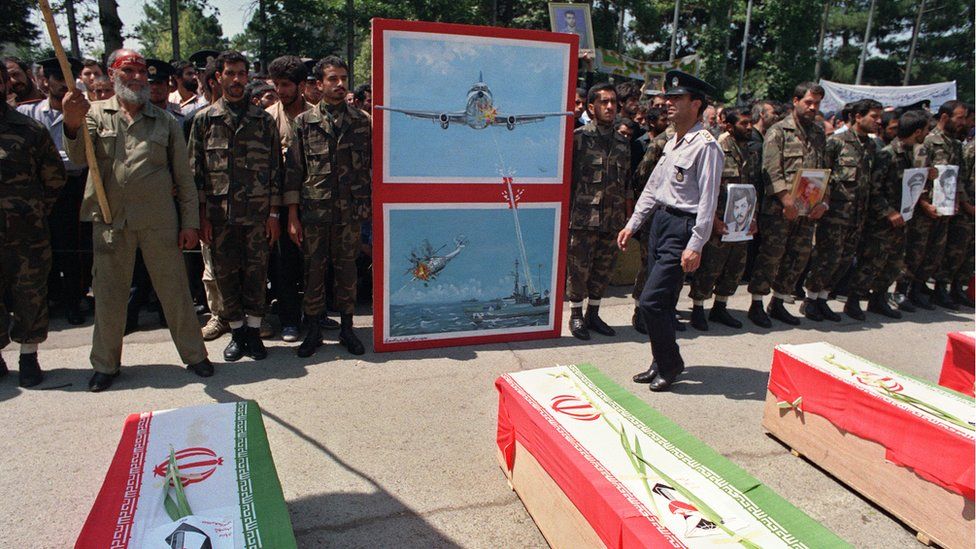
left=134, top=0, right=227, bottom=61
left=1, top=0, right=41, bottom=49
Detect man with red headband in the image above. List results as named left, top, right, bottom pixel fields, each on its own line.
left=62, top=49, right=213, bottom=392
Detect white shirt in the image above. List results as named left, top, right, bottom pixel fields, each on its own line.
left=17, top=98, right=84, bottom=175
left=626, top=122, right=724, bottom=253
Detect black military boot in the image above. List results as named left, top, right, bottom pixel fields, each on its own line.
left=585, top=305, right=615, bottom=336
left=338, top=314, right=365, bottom=355
left=297, top=316, right=323, bottom=358
left=867, top=291, right=901, bottom=319
left=319, top=313, right=341, bottom=330
left=843, top=293, right=865, bottom=321
left=816, top=298, right=841, bottom=322
left=124, top=302, right=140, bottom=335
left=801, top=298, right=823, bottom=321
left=18, top=353, right=43, bottom=388
left=708, top=301, right=742, bottom=328
left=569, top=308, right=589, bottom=340
left=689, top=305, right=708, bottom=331
left=65, top=299, right=85, bottom=325
left=748, top=300, right=772, bottom=328
left=932, top=283, right=959, bottom=311
left=950, top=281, right=975, bottom=307
left=632, top=307, right=647, bottom=334
left=223, top=326, right=249, bottom=362
left=246, top=326, right=268, bottom=360
left=908, top=282, right=936, bottom=310
left=768, top=297, right=800, bottom=325
left=0, top=355, right=7, bottom=378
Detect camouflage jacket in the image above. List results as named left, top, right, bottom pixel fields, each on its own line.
left=633, top=128, right=671, bottom=200
left=284, top=101, right=371, bottom=225
left=867, top=138, right=916, bottom=222
left=823, top=129, right=875, bottom=222
left=921, top=126, right=965, bottom=204
left=716, top=132, right=754, bottom=214
left=761, top=114, right=826, bottom=215
left=963, top=140, right=975, bottom=210
left=570, top=121, right=631, bottom=232
left=189, top=97, right=282, bottom=226
left=0, top=106, right=66, bottom=243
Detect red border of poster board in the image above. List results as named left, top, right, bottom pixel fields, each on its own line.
left=370, top=18, right=578, bottom=352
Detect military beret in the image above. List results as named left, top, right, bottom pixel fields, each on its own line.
left=145, top=58, right=175, bottom=83
left=663, top=70, right=718, bottom=100
left=36, top=56, right=83, bottom=81
left=188, top=50, right=220, bottom=70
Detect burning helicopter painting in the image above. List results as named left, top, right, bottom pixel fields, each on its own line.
left=407, top=236, right=467, bottom=286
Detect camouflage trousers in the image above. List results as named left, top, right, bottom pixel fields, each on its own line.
left=936, top=213, right=974, bottom=285
left=804, top=215, right=862, bottom=294
left=904, top=214, right=949, bottom=284
left=303, top=222, right=360, bottom=317
left=849, top=221, right=905, bottom=295
left=0, top=239, right=52, bottom=349
left=747, top=213, right=816, bottom=297
left=566, top=229, right=618, bottom=302
left=688, top=235, right=748, bottom=301
left=211, top=223, right=270, bottom=321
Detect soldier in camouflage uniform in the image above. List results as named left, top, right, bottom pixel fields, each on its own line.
left=934, top=104, right=974, bottom=308
left=747, top=82, right=828, bottom=327
left=567, top=83, right=630, bottom=340
left=0, top=62, right=66, bottom=387
left=189, top=51, right=282, bottom=362
left=903, top=100, right=967, bottom=310
left=688, top=107, right=755, bottom=331
left=848, top=109, right=933, bottom=319
left=802, top=99, right=881, bottom=321
left=285, top=56, right=369, bottom=357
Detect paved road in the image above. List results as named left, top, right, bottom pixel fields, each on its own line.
left=0, top=288, right=971, bottom=547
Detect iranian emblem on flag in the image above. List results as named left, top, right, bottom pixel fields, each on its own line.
left=152, top=447, right=224, bottom=487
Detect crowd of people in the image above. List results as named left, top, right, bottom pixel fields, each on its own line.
left=1, top=47, right=972, bottom=393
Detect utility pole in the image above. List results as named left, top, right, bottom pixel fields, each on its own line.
left=736, top=0, right=752, bottom=104
left=669, top=0, right=680, bottom=62
left=813, top=0, right=830, bottom=81
left=903, top=0, right=925, bottom=85
left=169, top=0, right=180, bottom=60
left=855, top=0, right=876, bottom=85
left=65, top=0, right=81, bottom=58
left=346, top=0, right=354, bottom=88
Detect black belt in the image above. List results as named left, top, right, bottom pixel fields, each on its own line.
left=663, top=205, right=696, bottom=219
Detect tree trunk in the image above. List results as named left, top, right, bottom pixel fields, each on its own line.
left=170, top=0, right=180, bottom=61
left=65, top=0, right=81, bottom=58
left=97, top=0, right=123, bottom=56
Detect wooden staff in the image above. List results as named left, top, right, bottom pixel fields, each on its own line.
left=37, top=0, right=112, bottom=224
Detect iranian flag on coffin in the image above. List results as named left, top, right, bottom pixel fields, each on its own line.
left=496, top=365, right=848, bottom=548
left=76, top=401, right=296, bottom=549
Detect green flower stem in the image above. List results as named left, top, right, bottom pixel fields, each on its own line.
left=163, top=447, right=193, bottom=521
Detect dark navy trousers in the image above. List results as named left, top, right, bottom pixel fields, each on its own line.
left=638, top=208, right=694, bottom=379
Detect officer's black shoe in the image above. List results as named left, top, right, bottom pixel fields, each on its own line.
left=867, top=292, right=902, bottom=319
left=932, top=284, right=959, bottom=311
left=319, top=314, right=341, bottom=331
left=950, top=282, right=975, bottom=307
left=843, top=295, right=865, bottom=320
left=223, top=327, right=249, bottom=362
left=632, top=362, right=658, bottom=384
left=673, top=315, right=686, bottom=332
left=338, top=314, right=365, bottom=355
left=708, top=302, right=742, bottom=328
left=908, top=283, right=936, bottom=310
left=748, top=301, right=772, bottom=328
left=296, top=318, right=323, bottom=358
left=768, top=297, right=800, bottom=325
left=88, top=371, right=119, bottom=392
left=817, top=298, right=842, bottom=322
left=585, top=306, right=615, bottom=336
left=895, top=294, right=916, bottom=313
left=18, top=353, right=43, bottom=388
left=801, top=298, right=823, bottom=322
left=246, top=326, right=268, bottom=360
left=690, top=305, right=708, bottom=331
left=632, top=308, right=647, bottom=335
left=649, top=365, right=683, bottom=393
left=187, top=358, right=214, bottom=377
left=66, top=301, right=85, bottom=325
left=569, top=314, right=590, bottom=340
left=0, top=355, right=7, bottom=378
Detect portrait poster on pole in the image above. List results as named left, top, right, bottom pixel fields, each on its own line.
left=371, top=19, right=578, bottom=352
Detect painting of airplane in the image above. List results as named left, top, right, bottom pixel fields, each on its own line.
left=407, top=235, right=467, bottom=285
left=377, top=72, right=572, bottom=130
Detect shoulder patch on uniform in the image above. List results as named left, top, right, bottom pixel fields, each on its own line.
left=700, top=130, right=714, bottom=143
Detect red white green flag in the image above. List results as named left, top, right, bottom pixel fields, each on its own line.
left=76, top=401, right=296, bottom=549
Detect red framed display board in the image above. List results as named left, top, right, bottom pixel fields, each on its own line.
left=370, top=18, right=578, bottom=352
left=940, top=331, right=975, bottom=397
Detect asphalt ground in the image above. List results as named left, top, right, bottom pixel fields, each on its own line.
left=0, top=286, right=971, bottom=548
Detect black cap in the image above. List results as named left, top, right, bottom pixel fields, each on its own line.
left=902, top=99, right=931, bottom=112
left=37, top=57, right=84, bottom=81
left=188, top=50, right=220, bottom=70
left=663, top=70, right=717, bottom=100
left=145, top=58, right=175, bottom=83
left=302, top=58, right=317, bottom=81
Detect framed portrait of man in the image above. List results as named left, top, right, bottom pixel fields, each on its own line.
left=789, top=168, right=831, bottom=216
left=549, top=3, right=595, bottom=52
left=721, top=184, right=756, bottom=242
left=900, top=167, right=928, bottom=221
left=932, top=164, right=959, bottom=216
